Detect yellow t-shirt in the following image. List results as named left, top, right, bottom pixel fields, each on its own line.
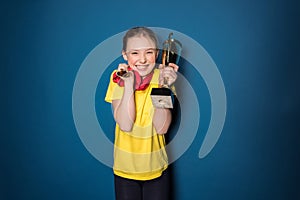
left=105, top=69, right=169, bottom=180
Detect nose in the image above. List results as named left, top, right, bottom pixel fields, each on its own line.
left=139, top=52, right=146, bottom=63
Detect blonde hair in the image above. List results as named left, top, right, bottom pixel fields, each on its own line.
left=122, top=27, right=158, bottom=51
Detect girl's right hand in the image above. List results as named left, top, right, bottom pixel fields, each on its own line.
left=117, top=63, right=129, bottom=72
left=117, top=63, right=135, bottom=88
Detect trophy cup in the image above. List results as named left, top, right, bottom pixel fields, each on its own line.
left=151, top=33, right=182, bottom=108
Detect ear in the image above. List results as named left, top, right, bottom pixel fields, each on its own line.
left=156, top=49, right=159, bottom=59
left=122, top=50, right=128, bottom=61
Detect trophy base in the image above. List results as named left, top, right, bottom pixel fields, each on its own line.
left=150, top=88, right=174, bottom=109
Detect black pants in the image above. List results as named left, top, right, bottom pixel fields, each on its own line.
left=114, top=170, right=170, bottom=200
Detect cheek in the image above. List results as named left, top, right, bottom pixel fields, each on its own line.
left=127, top=56, right=138, bottom=64
left=147, top=55, right=157, bottom=63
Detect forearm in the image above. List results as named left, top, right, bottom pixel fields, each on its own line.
left=153, top=108, right=172, bottom=134
left=113, top=86, right=136, bottom=132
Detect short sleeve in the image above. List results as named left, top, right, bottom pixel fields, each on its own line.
left=104, top=70, right=124, bottom=103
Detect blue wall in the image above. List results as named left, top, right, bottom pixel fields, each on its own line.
left=1, top=0, right=299, bottom=199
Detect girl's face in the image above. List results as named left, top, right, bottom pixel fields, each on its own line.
left=122, top=36, right=158, bottom=78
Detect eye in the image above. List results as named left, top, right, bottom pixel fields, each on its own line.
left=146, top=50, right=155, bottom=55
left=130, top=51, right=138, bottom=55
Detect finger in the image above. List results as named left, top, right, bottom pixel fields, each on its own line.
left=118, top=63, right=128, bottom=71
left=117, top=68, right=130, bottom=77
left=163, top=70, right=177, bottom=84
left=163, top=68, right=177, bottom=79
left=168, top=63, right=179, bottom=72
left=122, top=70, right=134, bottom=78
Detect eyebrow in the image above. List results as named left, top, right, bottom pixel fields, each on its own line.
left=126, top=48, right=157, bottom=53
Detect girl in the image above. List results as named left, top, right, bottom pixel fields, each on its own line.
left=105, top=26, right=179, bottom=200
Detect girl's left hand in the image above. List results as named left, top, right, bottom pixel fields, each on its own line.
left=159, top=63, right=179, bottom=86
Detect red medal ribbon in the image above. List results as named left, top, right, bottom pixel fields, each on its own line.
left=112, top=67, right=154, bottom=91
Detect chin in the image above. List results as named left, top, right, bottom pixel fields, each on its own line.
left=138, top=71, right=149, bottom=77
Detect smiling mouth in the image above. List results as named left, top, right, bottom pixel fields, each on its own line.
left=135, top=65, right=149, bottom=70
